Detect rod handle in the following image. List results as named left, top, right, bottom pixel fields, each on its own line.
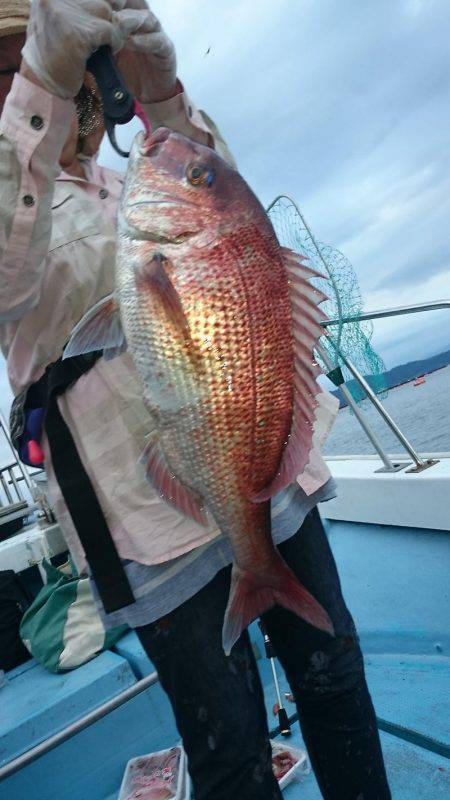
left=278, top=707, right=291, bottom=737
left=86, top=45, right=134, bottom=125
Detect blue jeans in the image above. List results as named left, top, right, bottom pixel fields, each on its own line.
left=136, top=508, right=391, bottom=799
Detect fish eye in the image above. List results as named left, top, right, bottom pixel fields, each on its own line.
left=186, top=163, right=214, bottom=187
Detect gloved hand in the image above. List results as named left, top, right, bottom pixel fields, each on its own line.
left=21, top=0, right=132, bottom=99
left=112, top=1, right=178, bottom=104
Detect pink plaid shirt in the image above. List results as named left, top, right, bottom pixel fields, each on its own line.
left=0, top=74, right=335, bottom=571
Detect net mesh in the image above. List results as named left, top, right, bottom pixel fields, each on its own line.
left=267, top=195, right=387, bottom=402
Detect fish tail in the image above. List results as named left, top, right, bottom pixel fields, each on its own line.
left=222, top=554, right=334, bottom=655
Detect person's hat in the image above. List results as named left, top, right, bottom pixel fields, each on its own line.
left=0, top=1, right=30, bottom=38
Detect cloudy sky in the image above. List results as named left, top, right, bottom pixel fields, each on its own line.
left=1, top=0, right=449, bottom=434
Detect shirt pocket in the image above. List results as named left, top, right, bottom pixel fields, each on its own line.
left=49, top=185, right=106, bottom=251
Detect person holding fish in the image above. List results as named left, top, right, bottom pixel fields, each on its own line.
left=0, top=1, right=391, bottom=798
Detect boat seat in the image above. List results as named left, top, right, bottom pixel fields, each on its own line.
left=0, top=651, right=136, bottom=767
left=114, top=629, right=154, bottom=679
left=0, top=650, right=176, bottom=800
left=4, top=656, right=36, bottom=680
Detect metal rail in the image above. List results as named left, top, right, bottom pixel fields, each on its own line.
left=322, top=299, right=450, bottom=327
left=319, top=300, right=448, bottom=472
left=326, top=339, right=430, bottom=471
left=317, top=344, right=407, bottom=472
left=0, top=671, right=159, bottom=782
left=0, top=463, right=25, bottom=504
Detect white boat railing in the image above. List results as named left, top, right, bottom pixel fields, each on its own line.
left=321, top=299, right=450, bottom=327
left=318, top=300, right=449, bottom=473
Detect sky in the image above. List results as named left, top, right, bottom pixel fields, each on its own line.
left=1, top=0, right=450, bottom=429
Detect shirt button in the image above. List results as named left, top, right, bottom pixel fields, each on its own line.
left=99, top=188, right=109, bottom=199
left=30, top=115, right=44, bottom=130
left=23, top=194, right=35, bottom=207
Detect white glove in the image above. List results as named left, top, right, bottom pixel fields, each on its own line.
left=112, top=2, right=177, bottom=103
left=22, top=0, right=132, bottom=99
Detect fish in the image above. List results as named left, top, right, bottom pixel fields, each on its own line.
left=65, top=126, right=337, bottom=654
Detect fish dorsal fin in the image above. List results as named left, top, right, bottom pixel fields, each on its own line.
left=63, top=293, right=126, bottom=361
left=140, top=435, right=208, bottom=527
left=254, top=247, right=331, bottom=501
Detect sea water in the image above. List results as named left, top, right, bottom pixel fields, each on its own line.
left=324, top=364, right=450, bottom=456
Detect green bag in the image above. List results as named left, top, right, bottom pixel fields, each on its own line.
left=20, top=560, right=127, bottom=673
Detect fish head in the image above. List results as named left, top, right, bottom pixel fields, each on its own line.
left=119, top=127, right=264, bottom=247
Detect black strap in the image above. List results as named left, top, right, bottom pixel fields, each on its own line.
left=43, top=354, right=135, bottom=613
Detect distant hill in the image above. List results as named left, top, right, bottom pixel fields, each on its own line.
left=330, top=349, right=450, bottom=408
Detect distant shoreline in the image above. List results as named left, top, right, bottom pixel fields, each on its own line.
left=332, top=351, right=450, bottom=409
left=383, top=363, right=449, bottom=392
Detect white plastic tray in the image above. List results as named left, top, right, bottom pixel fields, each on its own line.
left=118, top=745, right=189, bottom=800
left=271, top=740, right=310, bottom=790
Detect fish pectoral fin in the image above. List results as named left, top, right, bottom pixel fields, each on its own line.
left=222, top=554, right=334, bottom=656
left=63, top=293, right=126, bottom=360
left=136, top=253, right=192, bottom=345
left=253, top=247, right=338, bottom=501
left=139, top=435, right=208, bottom=527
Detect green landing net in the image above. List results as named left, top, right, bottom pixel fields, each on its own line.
left=267, top=194, right=387, bottom=403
